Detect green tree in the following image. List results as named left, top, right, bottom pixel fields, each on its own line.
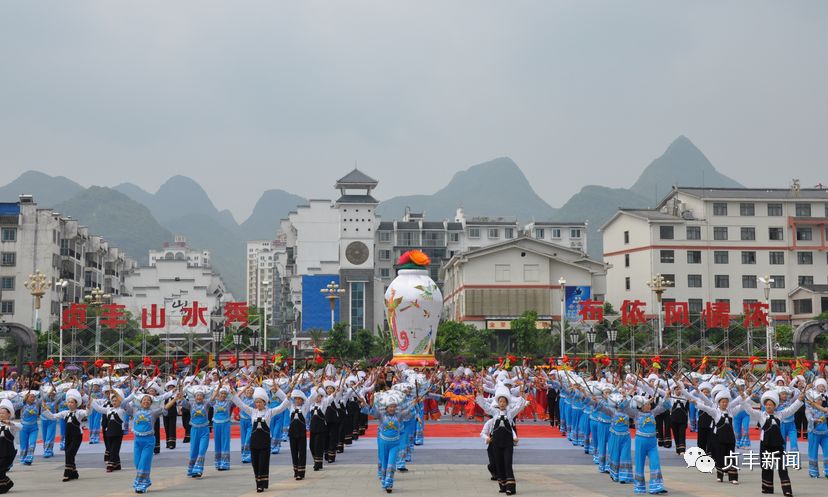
left=353, top=328, right=375, bottom=358
left=436, top=321, right=471, bottom=356
left=511, top=311, right=540, bottom=356
left=322, top=323, right=357, bottom=359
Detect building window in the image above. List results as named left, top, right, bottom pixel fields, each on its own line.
left=797, top=251, right=813, bottom=264
left=0, top=301, right=13, bottom=314
left=739, top=203, right=755, bottom=216
left=770, top=275, right=785, bottom=288
left=770, top=300, right=786, bottom=313
left=715, top=275, right=729, bottom=288
left=534, top=228, right=544, bottom=239
left=495, top=264, right=511, bottom=282
left=380, top=268, right=390, bottom=278
left=504, top=228, right=515, bottom=239
left=523, top=264, right=539, bottom=282
left=769, top=251, right=785, bottom=265
left=0, top=228, right=16, bottom=242
left=798, top=275, right=815, bottom=286
left=488, top=228, right=499, bottom=239
left=689, top=298, right=703, bottom=313
left=740, top=227, right=756, bottom=241
left=795, top=203, right=811, bottom=216
left=768, top=227, right=784, bottom=241
left=767, top=203, right=783, bottom=216
left=687, top=274, right=702, bottom=288
left=468, top=228, right=480, bottom=239
left=713, top=227, right=728, bottom=240
left=741, top=251, right=756, bottom=264
left=0, top=276, right=13, bottom=290
left=659, top=226, right=674, bottom=240
left=687, top=250, right=702, bottom=264
left=742, top=275, right=757, bottom=288
left=449, top=232, right=460, bottom=243
left=350, top=282, right=365, bottom=330
left=551, top=228, right=561, bottom=238
left=378, top=250, right=391, bottom=261
left=714, top=251, right=729, bottom=264
left=713, top=202, right=728, bottom=216
left=379, top=231, right=392, bottom=242
left=660, top=250, right=674, bottom=263
left=623, top=231, right=629, bottom=244
left=624, top=254, right=630, bottom=267
left=796, top=227, right=812, bottom=241
left=793, top=299, right=813, bottom=314
left=570, top=229, right=581, bottom=238
left=625, top=277, right=631, bottom=290
left=0, top=252, right=15, bottom=266
left=686, top=226, right=701, bottom=240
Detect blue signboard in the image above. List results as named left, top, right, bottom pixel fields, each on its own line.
left=565, top=285, right=591, bottom=321
left=302, top=274, right=341, bottom=332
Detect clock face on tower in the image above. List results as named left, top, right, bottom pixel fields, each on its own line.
left=345, top=241, right=370, bottom=265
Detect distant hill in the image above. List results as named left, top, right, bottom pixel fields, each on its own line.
left=630, top=135, right=744, bottom=204
left=241, top=189, right=307, bottom=240
left=0, top=170, right=85, bottom=205
left=549, top=136, right=745, bottom=259
left=54, top=187, right=173, bottom=265
left=164, top=213, right=246, bottom=297
left=378, top=157, right=557, bottom=220
left=1, top=135, right=746, bottom=294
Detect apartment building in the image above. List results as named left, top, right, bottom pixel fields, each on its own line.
left=602, top=186, right=828, bottom=322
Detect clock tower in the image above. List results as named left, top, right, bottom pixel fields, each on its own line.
left=335, top=168, right=379, bottom=333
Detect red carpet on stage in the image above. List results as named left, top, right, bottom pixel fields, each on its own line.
left=46, top=422, right=741, bottom=443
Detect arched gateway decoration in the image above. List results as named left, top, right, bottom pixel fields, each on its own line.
left=0, top=322, right=38, bottom=369
left=793, top=320, right=828, bottom=359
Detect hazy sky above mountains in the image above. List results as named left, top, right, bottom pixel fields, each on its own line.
left=2, top=1, right=826, bottom=220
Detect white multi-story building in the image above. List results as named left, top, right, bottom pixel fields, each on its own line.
left=375, top=208, right=520, bottom=289
left=602, top=186, right=828, bottom=323
left=117, top=238, right=233, bottom=338
left=524, top=221, right=588, bottom=253
left=246, top=240, right=278, bottom=326
left=274, top=169, right=384, bottom=338
left=149, top=235, right=210, bottom=267
left=0, top=195, right=135, bottom=332
left=440, top=236, right=607, bottom=349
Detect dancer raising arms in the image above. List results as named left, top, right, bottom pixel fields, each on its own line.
left=229, top=379, right=291, bottom=492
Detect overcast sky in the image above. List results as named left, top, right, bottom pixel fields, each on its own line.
left=2, top=1, right=826, bottom=221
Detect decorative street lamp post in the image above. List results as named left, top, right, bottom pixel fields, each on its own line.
left=759, top=275, right=775, bottom=361
left=53, top=278, right=68, bottom=359
left=233, top=329, right=243, bottom=367
left=23, top=270, right=49, bottom=332
left=251, top=331, right=259, bottom=369
left=646, top=273, right=672, bottom=350
left=607, top=321, right=619, bottom=358
left=320, top=280, right=346, bottom=336
left=585, top=325, right=597, bottom=373
left=558, top=276, right=567, bottom=358
left=211, top=315, right=225, bottom=367
left=84, top=287, right=111, bottom=358
left=568, top=328, right=580, bottom=357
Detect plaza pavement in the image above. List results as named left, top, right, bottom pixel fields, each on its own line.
left=9, top=423, right=827, bottom=496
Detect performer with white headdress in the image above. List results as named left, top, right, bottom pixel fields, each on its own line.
left=17, top=389, right=40, bottom=465
left=90, top=385, right=129, bottom=472
left=476, top=379, right=528, bottom=495
left=122, top=383, right=180, bottom=493
left=229, top=379, right=291, bottom=492
left=360, top=385, right=416, bottom=493
left=41, top=387, right=88, bottom=482
left=739, top=383, right=807, bottom=496
left=0, top=396, right=21, bottom=493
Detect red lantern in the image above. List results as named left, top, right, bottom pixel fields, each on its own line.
left=230, top=356, right=238, bottom=365
left=43, top=358, right=55, bottom=369
left=94, top=359, right=104, bottom=369
left=314, top=355, right=324, bottom=365
left=183, top=357, right=192, bottom=366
